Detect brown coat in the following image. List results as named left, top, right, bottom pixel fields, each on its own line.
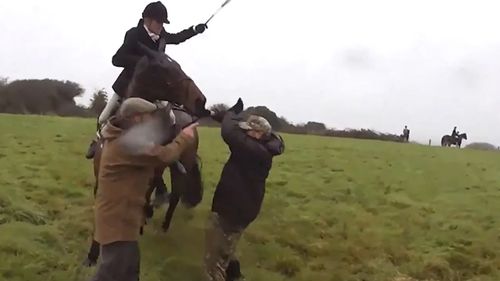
left=94, top=118, right=192, bottom=245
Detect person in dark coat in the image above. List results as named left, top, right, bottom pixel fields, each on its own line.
left=451, top=126, right=459, bottom=139
left=86, top=1, right=207, bottom=159
left=85, top=1, right=207, bottom=206
left=403, top=125, right=410, bottom=142
left=205, top=99, right=285, bottom=281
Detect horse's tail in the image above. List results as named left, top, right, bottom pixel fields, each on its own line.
left=441, top=136, right=446, bottom=146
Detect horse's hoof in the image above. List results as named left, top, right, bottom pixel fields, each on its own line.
left=82, top=257, right=97, bottom=267
left=161, top=223, right=170, bottom=233
left=226, top=259, right=244, bottom=281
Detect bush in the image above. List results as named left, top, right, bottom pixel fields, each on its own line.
left=0, top=78, right=91, bottom=117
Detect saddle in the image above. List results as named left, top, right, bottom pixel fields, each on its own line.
left=96, top=100, right=178, bottom=139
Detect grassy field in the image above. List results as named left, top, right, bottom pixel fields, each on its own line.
left=1, top=114, right=500, bottom=281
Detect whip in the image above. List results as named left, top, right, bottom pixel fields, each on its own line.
left=205, top=0, right=233, bottom=25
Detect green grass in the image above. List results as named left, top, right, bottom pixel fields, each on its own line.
left=1, top=113, right=500, bottom=281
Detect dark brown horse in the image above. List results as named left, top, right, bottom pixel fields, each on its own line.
left=83, top=46, right=209, bottom=266
left=441, top=133, right=467, bottom=148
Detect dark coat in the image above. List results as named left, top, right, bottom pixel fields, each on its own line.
left=211, top=112, right=285, bottom=231
left=112, top=19, right=198, bottom=97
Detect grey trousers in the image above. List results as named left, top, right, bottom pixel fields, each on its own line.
left=204, top=213, right=244, bottom=281
left=89, top=241, right=140, bottom=281
left=97, top=93, right=121, bottom=125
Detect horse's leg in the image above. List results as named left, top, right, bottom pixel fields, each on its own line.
left=152, top=167, right=169, bottom=208
left=144, top=182, right=155, bottom=220
left=161, top=118, right=203, bottom=232
left=162, top=186, right=180, bottom=232
left=84, top=145, right=101, bottom=267
left=162, top=163, right=183, bottom=232
left=162, top=155, right=203, bottom=232
left=181, top=156, right=203, bottom=207
left=178, top=133, right=203, bottom=208
left=83, top=183, right=101, bottom=267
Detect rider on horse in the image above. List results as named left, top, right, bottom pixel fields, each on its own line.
left=85, top=1, right=207, bottom=159
left=451, top=126, right=459, bottom=140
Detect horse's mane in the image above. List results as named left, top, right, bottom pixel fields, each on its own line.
left=126, top=55, right=189, bottom=104
left=126, top=61, right=164, bottom=102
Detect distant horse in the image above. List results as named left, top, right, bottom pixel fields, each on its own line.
left=399, top=132, right=409, bottom=143
left=441, top=133, right=467, bottom=148
left=83, top=44, right=210, bottom=266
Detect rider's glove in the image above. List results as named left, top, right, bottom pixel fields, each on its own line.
left=193, top=24, right=207, bottom=34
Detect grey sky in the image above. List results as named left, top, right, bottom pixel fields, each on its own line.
left=1, top=0, right=499, bottom=145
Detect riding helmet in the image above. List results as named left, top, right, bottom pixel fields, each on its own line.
left=142, top=1, right=169, bottom=24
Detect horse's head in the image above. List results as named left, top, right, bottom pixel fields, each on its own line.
left=127, top=44, right=210, bottom=118
left=460, top=133, right=468, bottom=140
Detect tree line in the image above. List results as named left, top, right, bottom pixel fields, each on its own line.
left=203, top=105, right=403, bottom=142
left=0, top=78, right=108, bottom=117
left=0, top=77, right=405, bottom=142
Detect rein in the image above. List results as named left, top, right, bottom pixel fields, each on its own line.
left=168, top=77, right=204, bottom=129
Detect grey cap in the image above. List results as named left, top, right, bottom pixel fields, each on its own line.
left=118, top=98, right=157, bottom=118
left=238, top=115, right=272, bottom=135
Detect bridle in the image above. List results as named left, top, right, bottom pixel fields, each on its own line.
left=162, top=76, right=208, bottom=128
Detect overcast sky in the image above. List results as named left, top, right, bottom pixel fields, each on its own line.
left=1, top=0, right=499, bottom=145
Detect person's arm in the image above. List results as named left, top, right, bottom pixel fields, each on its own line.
left=112, top=29, right=142, bottom=68
left=164, top=24, right=206, bottom=45
left=129, top=124, right=198, bottom=167
left=147, top=134, right=192, bottom=164
left=265, top=133, right=285, bottom=156
left=220, top=112, right=271, bottom=161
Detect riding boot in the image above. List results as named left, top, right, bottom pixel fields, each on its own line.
left=85, top=124, right=102, bottom=159
left=86, top=93, right=121, bottom=159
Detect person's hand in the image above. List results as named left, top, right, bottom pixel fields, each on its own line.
left=194, top=24, right=207, bottom=34
left=143, top=123, right=198, bottom=155
left=211, top=109, right=226, bottom=123
left=142, top=142, right=160, bottom=156
left=227, top=98, right=244, bottom=114
left=181, top=122, right=199, bottom=139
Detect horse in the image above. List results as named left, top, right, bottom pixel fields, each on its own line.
left=441, top=133, right=467, bottom=148
left=399, top=133, right=409, bottom=143
left=83, top=45, right=210, bottom=266
left=402, top=128, right=410, bottom=143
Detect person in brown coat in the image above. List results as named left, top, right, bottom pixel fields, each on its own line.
left=90, top=97, right=198, bottom=281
